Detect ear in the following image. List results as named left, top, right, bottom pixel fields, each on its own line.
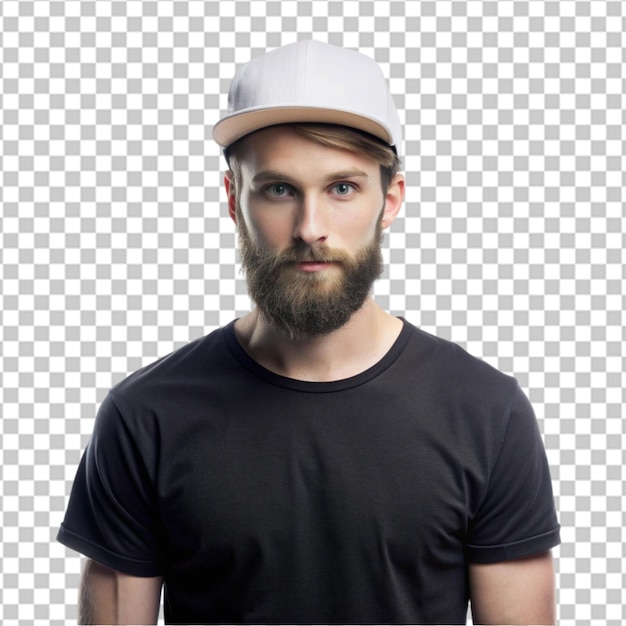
left=381, top=173, right=405, bottom=229
left=224, top=171, right=237, bottom=223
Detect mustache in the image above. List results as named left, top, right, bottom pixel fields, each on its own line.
left=269, top=245, right=351, bottom=267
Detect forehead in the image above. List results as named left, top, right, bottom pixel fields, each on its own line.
left=234, top=126, right=382, bottom=182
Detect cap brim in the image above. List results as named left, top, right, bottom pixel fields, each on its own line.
left=212, top=106, right=394, bottom=148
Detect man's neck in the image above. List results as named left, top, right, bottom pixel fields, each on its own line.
left=233, top=297, right=403, bottom=383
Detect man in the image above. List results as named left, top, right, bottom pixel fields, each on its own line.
left=58, top=40, right=560, bottom=624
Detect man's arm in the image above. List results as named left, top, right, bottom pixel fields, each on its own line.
left=79, top=558, right=163, bottom=625
left=469, top=550, right=556, bottom=625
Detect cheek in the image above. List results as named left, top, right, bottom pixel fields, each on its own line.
left=332, top=189, right=385, bottom=237
left=334, top=209, right=381, bottom=245
left=239, top=201, right=292, bottom=249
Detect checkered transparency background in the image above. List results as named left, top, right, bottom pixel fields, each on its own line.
left=1, top=0, right=624, bottom=624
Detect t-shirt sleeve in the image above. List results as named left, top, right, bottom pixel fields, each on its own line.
left=466, top=382, right=560, bottom=563
left=56, top=392, right=164, bottom=576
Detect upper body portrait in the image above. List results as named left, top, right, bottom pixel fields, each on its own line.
left=58, top=39, right=560, bottom=625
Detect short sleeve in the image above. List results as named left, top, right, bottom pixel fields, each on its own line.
left=57, top=392, right=164, bottom=576
left=466, top=383, right=560, bottom=563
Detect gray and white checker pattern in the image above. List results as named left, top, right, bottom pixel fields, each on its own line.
left=1, top=1, right=624, bottom=624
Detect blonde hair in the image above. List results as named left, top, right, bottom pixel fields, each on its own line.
left=225, top=123, right=401, bottom=195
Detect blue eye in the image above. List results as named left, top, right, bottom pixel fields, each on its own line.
left=266, top=183, right=292, bottom=197
left=332, top=183, right=354, bottom=196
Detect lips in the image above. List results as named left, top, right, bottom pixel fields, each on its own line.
left=297, top=261, right=334, bottom=272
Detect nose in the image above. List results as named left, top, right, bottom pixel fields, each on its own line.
left=292, top=194, right=329, bottom=245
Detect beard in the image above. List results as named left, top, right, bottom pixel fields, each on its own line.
left=237, top=207, right=385, bottom=340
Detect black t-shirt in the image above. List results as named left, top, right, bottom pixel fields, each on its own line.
left=58, top=319, right=560, bottom=624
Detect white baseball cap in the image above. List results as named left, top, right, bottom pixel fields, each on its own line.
left=212, top=39, right=403, bottom=154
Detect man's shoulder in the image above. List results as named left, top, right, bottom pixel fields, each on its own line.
left=406, top=322, right=513, bottom=378
left=400, top=322, right=532, bottom=457
left=110, top=323, right=232, bottom=403
left=401, top=321, right=519, bottom=399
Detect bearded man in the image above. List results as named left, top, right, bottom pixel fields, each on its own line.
left=58, top=39, right=560, bottom=625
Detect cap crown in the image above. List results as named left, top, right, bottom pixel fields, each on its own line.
left=212, top=40, right=402, bottom=152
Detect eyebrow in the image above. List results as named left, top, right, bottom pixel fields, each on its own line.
left=251, top=169, right=370, bottom=186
